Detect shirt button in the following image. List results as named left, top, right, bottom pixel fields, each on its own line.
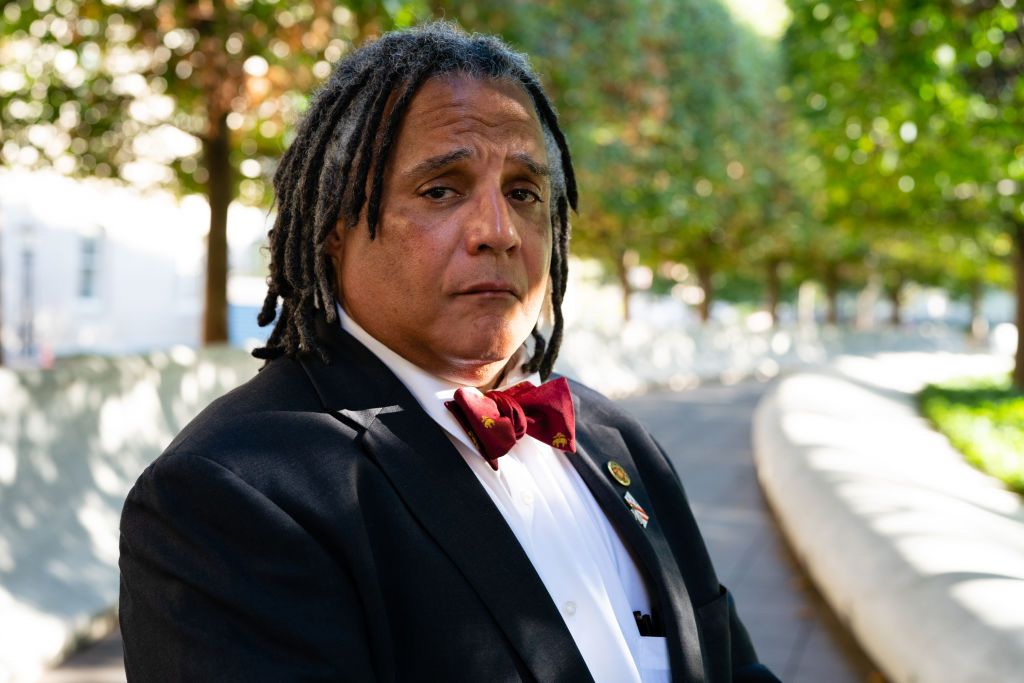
left=520, top=490, right=534, bottom=506
left=563, top=601, right=577, bottom=617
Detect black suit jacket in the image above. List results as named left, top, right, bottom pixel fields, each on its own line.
left=119, top=324, right=779, bottom=682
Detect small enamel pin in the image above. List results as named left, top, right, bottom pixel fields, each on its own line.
left=607, top=461, right=631, bottom=487
left=624, top=491, right=650, bottom=529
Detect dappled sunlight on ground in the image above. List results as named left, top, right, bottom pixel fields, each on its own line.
left=0, top=347, right=257, bottom=681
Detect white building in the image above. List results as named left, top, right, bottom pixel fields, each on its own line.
left=0, top=170, right=271, bottom=367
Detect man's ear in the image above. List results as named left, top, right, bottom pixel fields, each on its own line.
left=324, top=219, right=346, bottom=264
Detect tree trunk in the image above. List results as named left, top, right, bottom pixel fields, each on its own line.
left=968, top=278, right=986, bottom=341
left=696, top=262, right=713, bottom=324
left=616, top=252, right=632, bottom=323
left=824, top=263, right=839, bottom=326
left=1013, top=219, right=1024, bottom=389
left=797, top=280, right=816, bottom=327
left=765, top=258, right=780, bottom=326
left=887, top=273, right=903, bottom=327
left=856, top=273, right=881, bottom=330
left=202, top=113, right=231, bottom=345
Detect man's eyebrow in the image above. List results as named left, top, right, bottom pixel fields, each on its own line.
left=511, top=152, right=550, bottom=178
left=404, top=149, right=472, bottom=180
left=404, top=149, right=551, bottom=181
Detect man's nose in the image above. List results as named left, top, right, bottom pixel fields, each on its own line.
left=465, top=186, right=520, bottom=255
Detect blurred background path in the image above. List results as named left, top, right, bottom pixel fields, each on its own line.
left=622, top=381, right=883, bottom=683
left=42, top=378, right=882, bottom=682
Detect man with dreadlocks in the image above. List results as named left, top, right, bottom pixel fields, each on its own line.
left=119, top=22, right=778, bottom=683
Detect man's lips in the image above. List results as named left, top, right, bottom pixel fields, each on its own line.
left=456, top=282, right=520, bottom=299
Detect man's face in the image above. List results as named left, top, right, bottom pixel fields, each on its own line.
left=326, top=75, right=553, bottom=388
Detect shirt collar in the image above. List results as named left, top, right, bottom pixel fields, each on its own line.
left=336, top=303, right=540, bottom=452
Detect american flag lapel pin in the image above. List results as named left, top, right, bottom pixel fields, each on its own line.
left=623, top=491, right=650, bottom=529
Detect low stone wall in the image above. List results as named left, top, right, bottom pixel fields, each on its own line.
left=0, top=346, right=260, bottom=683
left=753, top=352, right=1022, bottom=683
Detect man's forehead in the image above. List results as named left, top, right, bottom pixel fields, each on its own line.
left=397, top=74, right=546, bottom=150
left=417, top=73, right=536, bottom=111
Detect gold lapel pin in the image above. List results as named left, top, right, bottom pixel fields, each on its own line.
left=606, top=460, right=631, bottom=487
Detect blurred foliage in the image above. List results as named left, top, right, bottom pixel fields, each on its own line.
left=920, top=374, right=1024, bottom=494
left=0, top=0, right=416, bottom=201
left=785, top=0, right=1023, bottom=381
left=432, top=0, right=802, bottom=320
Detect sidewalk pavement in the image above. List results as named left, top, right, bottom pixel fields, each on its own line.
left=622, top=382, right=882, bottom=682
left=754, top=351, right=1022, bottom=683
left=45, top=379, right=882, bottom=682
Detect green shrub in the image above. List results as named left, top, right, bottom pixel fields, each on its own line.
left=918, top=375, right=1024, bottom=495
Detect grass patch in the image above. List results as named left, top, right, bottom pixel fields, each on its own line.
left=918, top=374, right=1024, bottom=495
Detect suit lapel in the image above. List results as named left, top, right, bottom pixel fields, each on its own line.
left=572, top=406, right=706, bottom=683
left=358, top=400, right=592, bottom=681
left=300, top=324, right=591, bottom=682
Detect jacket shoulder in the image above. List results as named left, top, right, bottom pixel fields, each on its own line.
left=150, top=356, right=363, bottom=484
left=565, top=376, right=645, bottom=433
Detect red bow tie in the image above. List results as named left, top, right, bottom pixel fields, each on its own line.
left=445, top=377, right=577, bottom=470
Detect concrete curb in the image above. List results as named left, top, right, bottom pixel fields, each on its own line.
left=752, top=352, right=1024, bottom=683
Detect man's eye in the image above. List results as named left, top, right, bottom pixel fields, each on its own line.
left=423, top=187, right=455, bottom=200
left=509, top=188, right=541, bottom=203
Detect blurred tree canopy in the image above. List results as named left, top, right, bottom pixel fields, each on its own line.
left=785, top=0, right=1024, bottom=385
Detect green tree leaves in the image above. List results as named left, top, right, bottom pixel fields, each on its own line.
left=786, top=0, right=1023, bottom=384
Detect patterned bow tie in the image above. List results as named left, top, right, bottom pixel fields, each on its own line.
left=445, top=377, right=577, bottom=470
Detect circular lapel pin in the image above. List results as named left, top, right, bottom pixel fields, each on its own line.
left=607, top=461, right=631, bottom=487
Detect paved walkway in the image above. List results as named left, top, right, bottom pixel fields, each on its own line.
left=621, top=380, right=883, bottom=683
left=43, top=379, right=881, bottom=682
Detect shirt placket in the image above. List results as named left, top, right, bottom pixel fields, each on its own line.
left=517, top=439, right=642, bottom=683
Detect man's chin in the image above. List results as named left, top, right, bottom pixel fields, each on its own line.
left=438, top=346, right=528, bottom=388
left=448, top=350, right=517, bottom=371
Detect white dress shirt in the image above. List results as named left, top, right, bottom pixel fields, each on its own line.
left=339, top=307, right=671, bottom=682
